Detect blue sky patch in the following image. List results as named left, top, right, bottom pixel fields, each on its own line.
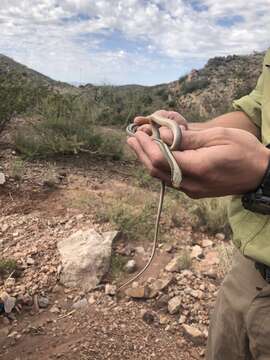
left=184, top=0, right=208, bottom=12
left=217, top=15, right=245, bottom=28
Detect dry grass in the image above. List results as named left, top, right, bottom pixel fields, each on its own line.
left=189, top=197, right=231, bottom=236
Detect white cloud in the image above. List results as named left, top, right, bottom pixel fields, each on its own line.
left=0, top=0, right=269, bottom=84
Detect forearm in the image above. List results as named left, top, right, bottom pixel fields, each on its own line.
left=189, top=111, right=260, bottom=138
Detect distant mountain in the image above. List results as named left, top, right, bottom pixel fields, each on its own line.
left=0, top=54, right=76, bottom=93
left=79, top=51, right=265, bottom=123
left=0, top=51, right=266, bottom=124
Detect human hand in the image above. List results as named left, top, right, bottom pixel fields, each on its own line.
left=127, top=127, right=270, bottom=198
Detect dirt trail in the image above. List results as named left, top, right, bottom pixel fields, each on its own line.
left=0, top=148, right=223, bottom=360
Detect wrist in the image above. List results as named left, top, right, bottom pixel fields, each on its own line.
left=258, top=148, right=270, bottom=189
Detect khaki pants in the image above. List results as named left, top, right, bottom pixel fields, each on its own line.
left=206, top=251, right=270, bottom=360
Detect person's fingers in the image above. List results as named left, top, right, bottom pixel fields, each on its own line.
left=138, top=124, right=152, bottom=135
left=158, top=127, right=174, bottom=145
left=134, top=131, right=171, bottom=172
left=127, top=137, right=171, bottom=184
left=134, top=116, right=150, bottom=126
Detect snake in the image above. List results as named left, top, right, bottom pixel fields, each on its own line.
left=117, top=113, right=183, bottom=292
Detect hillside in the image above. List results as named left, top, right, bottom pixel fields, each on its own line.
left=79, top=51, right=265, bottom=123
left=0, top=54, right=75, bottom=91
left=0, top=51, right=265, bottom=126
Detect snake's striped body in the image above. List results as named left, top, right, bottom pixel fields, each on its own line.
left=117, top=114, right=182, bottom=292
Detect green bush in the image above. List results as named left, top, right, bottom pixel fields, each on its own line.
left=0, top=258, right=17, bottom=277
left=189, top=197, right=231, bottom=236
left=181, top=78, right=210, bottom=95
left=15, top=93, right=123, bottom=160
left=108, top=201, right=156, bottom=241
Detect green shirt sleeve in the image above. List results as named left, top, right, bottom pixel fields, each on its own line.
left=233, top=73, right=264, bottom=127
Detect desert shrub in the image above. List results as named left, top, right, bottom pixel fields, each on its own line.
left=181, top=78, right=210, bottom=95
left=0, top=83, right=49, bottom=131
left=0, top=258, right=17, bottom=277
left=189, top=197, right=231, bottom=236
left=179, top=75, right=187, bottom=83
left=15, top=93, right=123, bottom=160
left=177, top=249, right=192, bottom=270
left=10, top=158, right=25, bottom=180
left=108, top=201, right=156, bottom=241
left=109, top=254, right=126, bottom=280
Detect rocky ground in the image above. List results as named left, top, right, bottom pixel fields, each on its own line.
left=0, top=142, right=232, bottom=360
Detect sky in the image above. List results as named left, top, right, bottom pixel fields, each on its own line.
left=0, top=0, right=269, bottom=85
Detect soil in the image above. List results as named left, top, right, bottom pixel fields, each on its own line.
left=0, top=126, right=224, bottom=360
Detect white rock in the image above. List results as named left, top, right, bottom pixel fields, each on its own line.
left=105, top=284, right=117, bottom=296
left=88, top=296, right=96, bottom=305
left=202, top=239, right=213, bottom=248
left=168, top=296, right=181, bottom=314
left=26, top=257, right=35, bottom=266
left=182, top=324, right=205, bottom=345
left=0, top=292, right=16, bottom=314
left=179, top=315, right=186, bottom=324
left=57, top=229, right=118, bottom=291
left=124, top=260, right=137, bottom=274
left=50, top=305, right=60, bottom=314
left=135, top=246, right=145, bottom=255
left=165, top=257, right=181, bottom=272
left=0, top=173, right=5, bottom=185
left=215, top=233, right=225, bottom=241
left=191, top=245, right=203, bottom=259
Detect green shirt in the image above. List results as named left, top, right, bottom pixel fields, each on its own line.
left=229, top=48, right=270, bottom=265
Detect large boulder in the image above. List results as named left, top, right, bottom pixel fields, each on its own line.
left=57, top=229, right=118, bottom=291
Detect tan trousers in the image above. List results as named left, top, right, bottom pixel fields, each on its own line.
left=206, top=251, right=270, bottom=360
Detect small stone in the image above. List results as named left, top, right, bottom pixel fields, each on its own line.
left=215, top=233, right=225, bottom=241
left=50, top=305, right=61, bottom=314
left=125, top=286, right=150, bottom=299
left=72, top=298, right=88, bottom=310
left=0, top=292, right=16, bottom=314
left=164, top=244, right=174, bottom=253
left=8, top=331, right=18, bottom=338
left=159, top=314, right=170, bottom=325
left=149, top=275, right=173, bottom=296
left=182, top=324, right=205, bottom=346
left=141, top=310, right=155, bottom=325
left=4, top=277, right=15, bottom=288
left=165, top=257, right=181, bottom=272
left=38, top=296, right=50, bottom=309
left=1, top=224, right=9, bottom=232
left=179, top=315, right=186, bottom=324
left=135, top=246, right=145, bottom=255
left=88, top=296, right=95, bottom=305
left=105, top=284, right=116, bottom=296
left=202, top=239, right=213, bottom=248
left=0, top=172, right=6, bottom=185
left=124, top=260, right=137, bottom=274
left=168, top=296, right=181, bottom=315
left=26, top=257, right=35, bottom=266
left=191, top=245, right=203, bottom=259
left=190, top=290, right=203, bottom=299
